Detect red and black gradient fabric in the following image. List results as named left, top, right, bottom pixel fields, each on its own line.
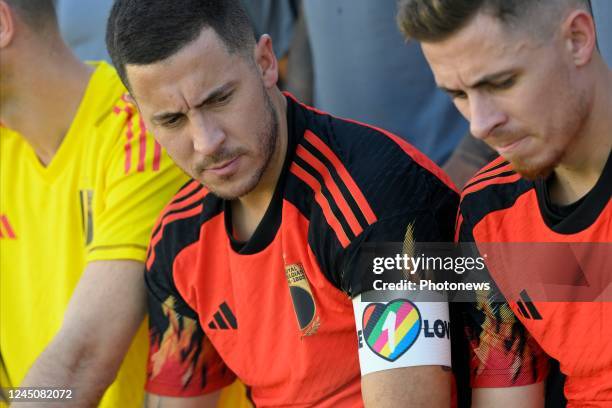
left=144, top=93, right=459, bottom=406
left=456, top=152, right=612, bottom=406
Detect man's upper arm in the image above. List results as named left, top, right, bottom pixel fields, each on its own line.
left=362, top=366, right=451, bottom=408
left=336, top=187, right=457, bottom=406
left=54, top=108, right=187, bottom=388
left=64, top=107, right=187, bottom=371
left=472, top=383, right=545, bottom=408
left=58, top=260, right=147, bottom=364
left=354, top=294, right=452, bottom=407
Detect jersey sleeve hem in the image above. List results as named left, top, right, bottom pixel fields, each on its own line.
left=471, top=362, right=549, bottom=388
left=145, top=376, right=236, bottom=397
left=86, top=245, right=147, bottom=263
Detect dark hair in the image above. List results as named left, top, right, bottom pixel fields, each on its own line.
left=106, top=0, right=257, bottom=88
left=5, top=0, right=57, bottom=28
left=397, top=0, right=590, bottom=42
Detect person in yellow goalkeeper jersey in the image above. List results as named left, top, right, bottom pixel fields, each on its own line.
left=0, top=1, right=249, bottom=406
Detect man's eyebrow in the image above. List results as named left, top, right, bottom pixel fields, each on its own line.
left=468, top=70, right=515, bottom=89
left=151, top=82, right=236, bottom=124
left=195, top=81, right=236, bottom=108
left=439, top=70, right=516, bottom=94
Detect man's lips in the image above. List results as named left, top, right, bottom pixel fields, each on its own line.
left=494, top=136, right=528, bottom=155
left=205, top=156, right=241, bottom=176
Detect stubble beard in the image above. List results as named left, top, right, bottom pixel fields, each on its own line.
left=511, top=86, right=590, bottom=181
left=210, top=89, right=279, bottom=200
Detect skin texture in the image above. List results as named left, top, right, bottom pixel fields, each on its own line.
left=362, top=366, right=451, bottom=408
left=472, top=383, right=545, bottom=408
left=422, top=9, right=611, bottom=203
left=145, top=393, right=220, bottom=408
left=126, top=26, right=451, bottom=408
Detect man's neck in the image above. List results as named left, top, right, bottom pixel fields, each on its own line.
left=1, top=42, right=93, bottom=166
left=230, top=90, right=288, bottom=242
left=549, top=68, right=612, bottom=205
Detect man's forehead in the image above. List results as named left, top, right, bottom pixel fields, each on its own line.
left=125, top=30, right=246, bottom=107
left=422, top=14, right=529, bottom=88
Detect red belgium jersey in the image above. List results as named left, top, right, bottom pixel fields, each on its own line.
left=143, top=94, right=459, bottom=406
left=456, top=154, right=612, bottom=406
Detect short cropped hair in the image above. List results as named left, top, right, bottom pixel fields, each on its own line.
left=5, top=0, right=57, bottom=28
left=106, top=0, right=257, bottom=89
left=397, top=0, right=591, bottom=42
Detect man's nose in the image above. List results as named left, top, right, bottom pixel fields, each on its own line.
left=468, top=95, right=507, bottom=141
left=190, top=114, right=225, bottom=156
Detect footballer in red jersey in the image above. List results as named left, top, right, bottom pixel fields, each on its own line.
left=457, top=156, right=612, bottom=406
left=141, top=94, right=458, bottom=406
left=398, top=0, right=612, bottom=406
left=107, top=0, right=459, bottom=406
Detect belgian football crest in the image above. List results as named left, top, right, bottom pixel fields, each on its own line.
left=284, top=263, right=320, bottom=337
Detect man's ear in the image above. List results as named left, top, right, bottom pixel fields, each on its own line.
left=561, top=9, right=597, bottom=67
left=253, top=34, right=279, bottom=89
left=0, top=1, right=16, bottom=49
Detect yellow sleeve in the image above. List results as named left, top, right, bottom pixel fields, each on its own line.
left=86, top=114, right=188, bottom=263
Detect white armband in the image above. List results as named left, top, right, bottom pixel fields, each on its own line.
left=352, top=294, right=451, bottom=376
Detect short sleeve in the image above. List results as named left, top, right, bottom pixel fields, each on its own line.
left=145, top=255, right=236, bottom=396
left=344, top=188, right=457, bottom=376
left=456, top=203, right=549, bottom=388
left=86, top=116, right=187, bottom=262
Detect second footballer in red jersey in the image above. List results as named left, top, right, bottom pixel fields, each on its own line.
left=106, top=0, right=459, bottom=406
left=399, top=0, right=612, bottom=406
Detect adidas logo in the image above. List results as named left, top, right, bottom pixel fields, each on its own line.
left=516, top=290, right=542, bottom=320
left=208, top=302, right=237, bottom=330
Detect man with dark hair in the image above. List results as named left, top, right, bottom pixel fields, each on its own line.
left=398, top=0, right=611, bottom=406
left=106, top=0, right=459, bottom=406
left=0, top=0, right=190, bottom=406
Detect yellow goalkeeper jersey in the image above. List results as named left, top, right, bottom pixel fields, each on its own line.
left=0, top=61, right=188, bottom=407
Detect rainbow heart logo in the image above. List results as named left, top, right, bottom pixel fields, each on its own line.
left=362, top=299, right=421, bottom=362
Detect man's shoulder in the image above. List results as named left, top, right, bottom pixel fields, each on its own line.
left=458, top=157, right=533, bottom=228
left=145, top=180, right=223, bottom=270
left=290, top=96, right=458, bottom=221
left=0, top=126, right=25, bottom=152
left=80, top=62, right=136, bottom=134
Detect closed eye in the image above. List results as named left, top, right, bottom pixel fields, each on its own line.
left=162, top=114, right=184, bottom=128
left=492, top=77, right=516, bottom=90
left=447, top=90, right=467, bottom=100
left=211, top=92, right=232, bottom=106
